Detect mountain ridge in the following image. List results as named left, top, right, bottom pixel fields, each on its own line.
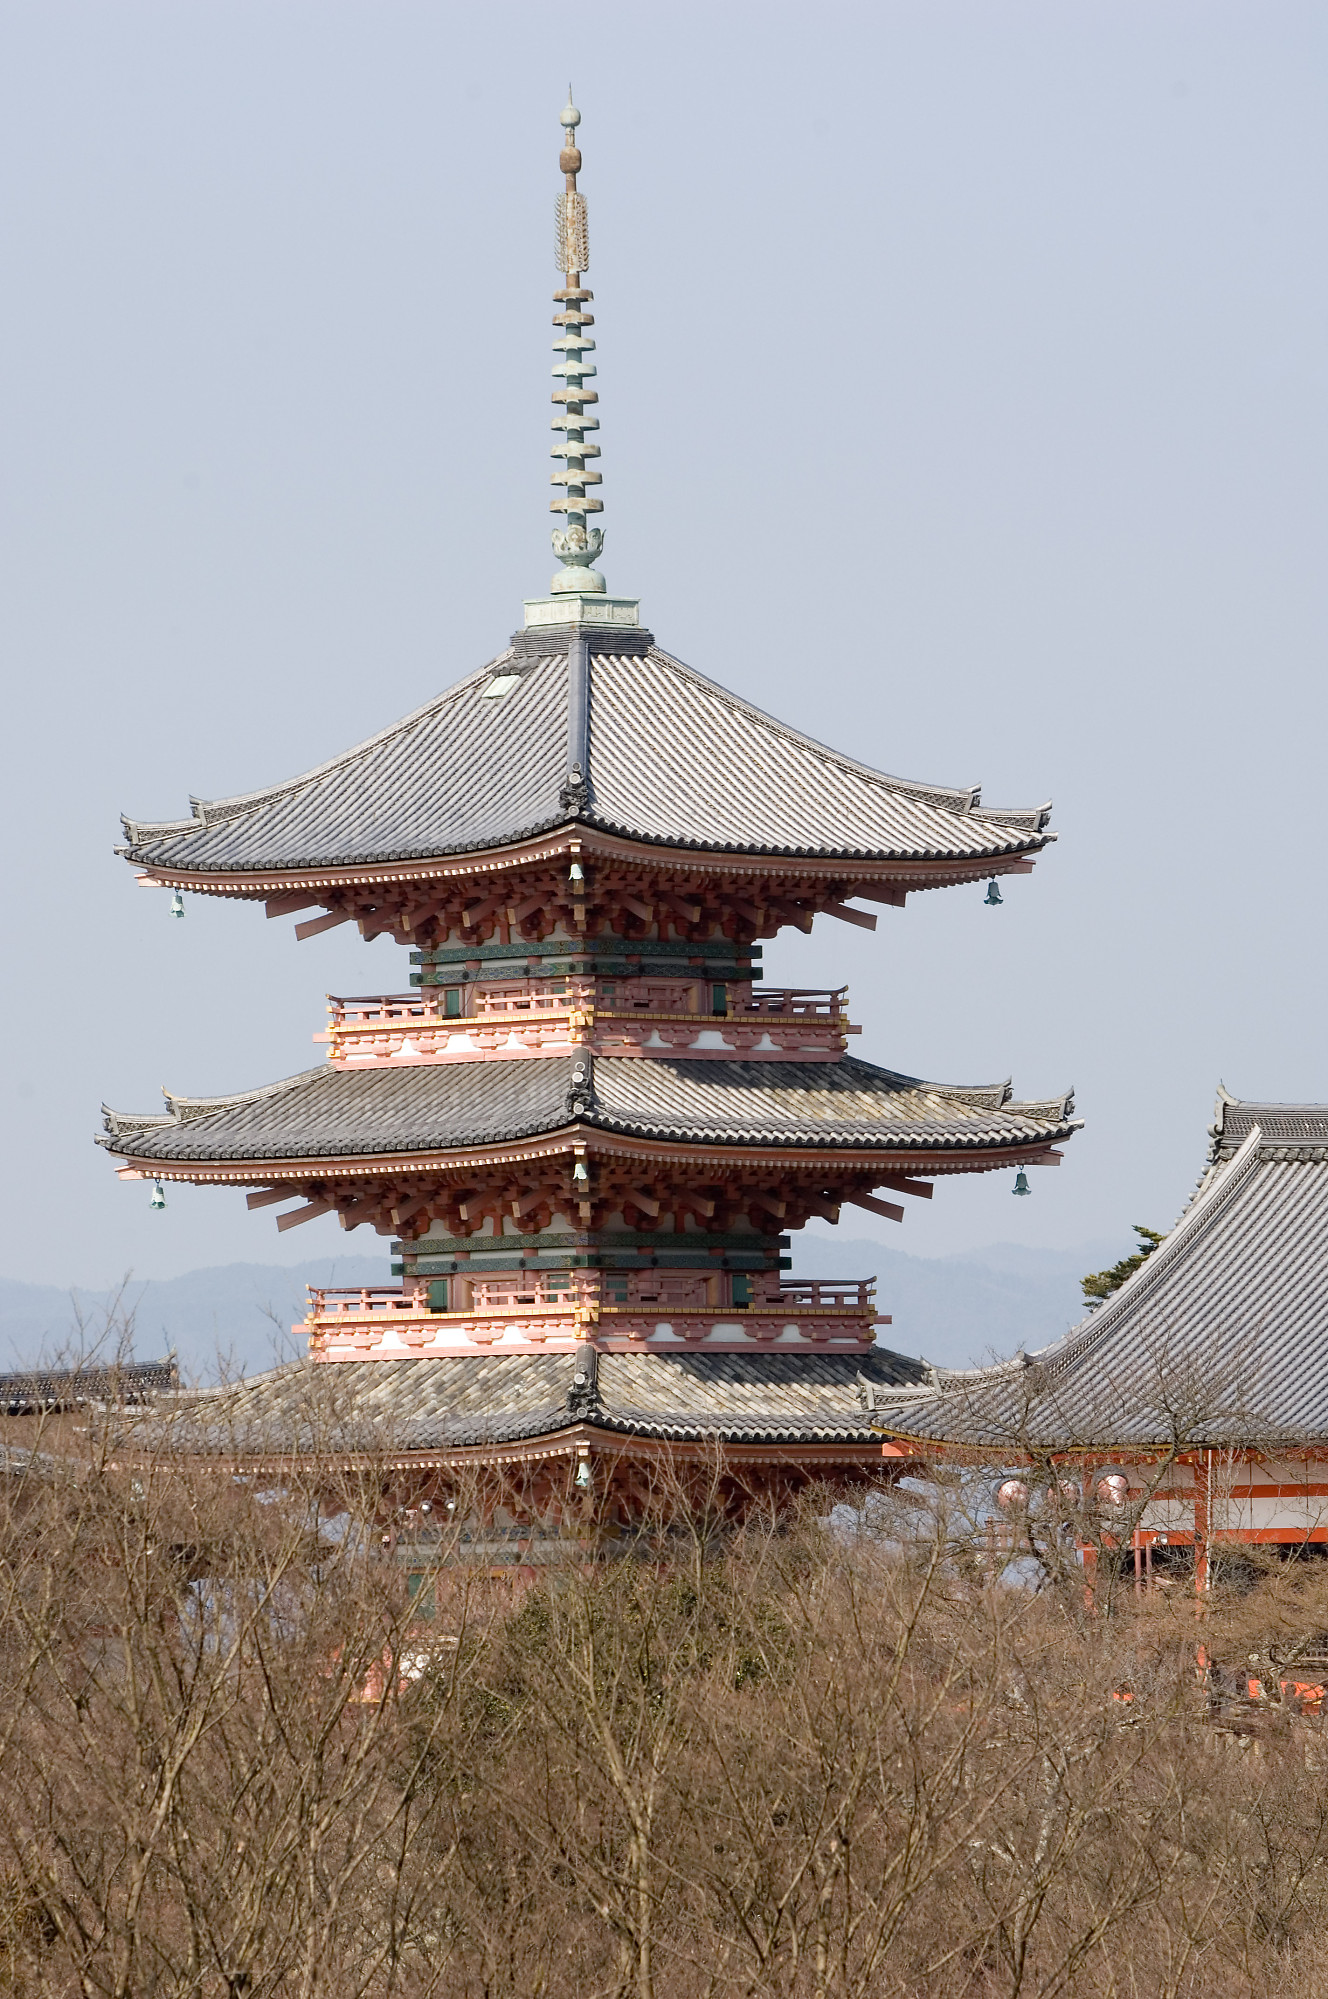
left=0, top=1238, right=1115, bottom=1382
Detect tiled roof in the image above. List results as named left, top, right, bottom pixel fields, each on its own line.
left=119, top=641, right=1053, bottom=875
left=0, top=1358, right=177, bottom=1414
left=877, top=1096, right=1328, bottom=1450
left=1208, top=1088, right=1328, bottom=1161
left=100, top=1054, right=1078, bottom=1165
left=594, top=1349, right=924, bottom=1442
left=153, top=1345, right=927, bottom=1457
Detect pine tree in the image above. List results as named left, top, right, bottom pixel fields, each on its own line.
left=1081, top=1224, right=1166, bottom=1303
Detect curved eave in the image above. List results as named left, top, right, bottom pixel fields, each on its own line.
left=132, top=1422, right=923, bottom=1473
left=107, top=1121, right=1078, bottom=1184
left=123, top=821, right=1054, bottom=898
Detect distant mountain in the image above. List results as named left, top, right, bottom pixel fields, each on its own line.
left=0, top=1257, right=391, bottom=1385
left=791, top=1235, right=1117, bottom=1371
left=0, top=1240, right=1113, bottom=1382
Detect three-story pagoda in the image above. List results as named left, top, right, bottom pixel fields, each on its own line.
left=100, top=98, right=1079, bottom=1497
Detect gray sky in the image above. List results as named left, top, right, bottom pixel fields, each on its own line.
left=1, top=1, right=1324, bottom=1289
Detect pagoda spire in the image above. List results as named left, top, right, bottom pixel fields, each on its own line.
left=526, top=93, right=639, bottom=631
left=549, top=91, right=603, bottom=594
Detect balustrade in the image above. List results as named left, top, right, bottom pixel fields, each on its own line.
left=320, top=983, right=857, bottom=1066
left=325, top=982, right=848, bottom=1030
left=303, top=1271, right=879, bottom=1355
left=308, top=1273, right=873, bottom=1315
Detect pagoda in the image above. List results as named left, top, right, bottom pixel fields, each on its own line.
left=99, top=97, right=1078, bottom=1499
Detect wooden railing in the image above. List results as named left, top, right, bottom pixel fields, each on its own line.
left=307, top=1275, right=875, bottom=1316
left=328, top=996, right=442, bottom=1024
left=308, top=1285, right=434, bottom=1314
left=737, top=988, right=848, bottom=1019
left=472, top=986, right=580, bottom=1015
left=303, top=1272, right=883, bottom=1356
left=324, top=984, right=850, bottom=1029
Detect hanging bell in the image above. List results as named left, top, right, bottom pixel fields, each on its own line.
left=150, top=1178, right=167, bottom=1211
left=1012, top=1167, right=1031, bottom=1198
left=983, top=880, right=1003, bottom=907
left=170, top=889, right=185, bottom=918
left=568, top=862, right=585, bottom=883
left=572, top=1159, right=590, bottom=1186
left=573, top=1455, right=592, bottom=1490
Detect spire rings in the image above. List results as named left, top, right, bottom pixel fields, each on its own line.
left=547, top=97, right=606, bottom=595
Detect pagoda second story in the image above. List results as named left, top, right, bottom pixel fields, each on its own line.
left=99, top=97, right=1077, bottom=1449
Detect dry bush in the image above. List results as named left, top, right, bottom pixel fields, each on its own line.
left=2, top=1440, right=1328, bottom=1997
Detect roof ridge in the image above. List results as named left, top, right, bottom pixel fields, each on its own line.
left=160, top=1067, right=329, bottom=1122
left=97, top=1105, right=174, bottom=1147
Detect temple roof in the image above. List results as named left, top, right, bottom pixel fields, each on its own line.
left=100, top=1052, right=1078, bottom=1166
left=0, top=1357, right=177, bottom=1414
left=873, top=1094, right=1328, bottom=1450
left=148, top=1345, right=927, bottom=1457
left=119, top=641, right=1054, bottom=878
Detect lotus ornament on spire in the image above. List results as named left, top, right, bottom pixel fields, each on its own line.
left=551, top=523, right=605, bottom=592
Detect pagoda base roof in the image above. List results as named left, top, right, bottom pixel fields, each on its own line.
left=149, top=1345, right=927, bottom=1466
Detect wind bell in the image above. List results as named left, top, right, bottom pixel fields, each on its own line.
left=1012, top=1167, right=1031, bottom=1198
left=170, top=889, right=185, bottom=918
left=984, top=880, right=1003, bottom=906
left=150, top=1178, right=167, bottom=1210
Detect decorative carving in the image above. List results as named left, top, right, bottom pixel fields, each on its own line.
left=566, top=1345, right=600, bottom=1415
left=559, top=762, right=590, bottom=815
left=565, top=1054, right=596, bottom=1120
left=551, top=524, right=603, bottom=569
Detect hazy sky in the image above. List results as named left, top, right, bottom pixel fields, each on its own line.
left=1, top=1, right=1324, bottom=1290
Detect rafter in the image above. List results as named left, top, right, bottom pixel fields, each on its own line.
left=295, top=911, right=353, bottom=942
left=844, top=1192, right=904, bottom=1224
left=275, top=1198, right=335, bottom=1231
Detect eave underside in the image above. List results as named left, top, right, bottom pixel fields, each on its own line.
left=113, top=1131, right=1067, bottom=1238
left=129, top=830, right=1046, bottom=949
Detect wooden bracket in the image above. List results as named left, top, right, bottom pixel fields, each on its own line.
left=875, top=1173, right=933, bottom=1200
left=294, top=910, right=353, bottom=942
left=246, top=1187, right=290, bottom=1210
left=821, top=902, right=878, bottom=931
left=844, top=1192, right=905, bottom=1224
left=275, top=1198, right=335, bottom=1231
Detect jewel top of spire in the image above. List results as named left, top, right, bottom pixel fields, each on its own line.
left=525, top=92, right=639, bottom=631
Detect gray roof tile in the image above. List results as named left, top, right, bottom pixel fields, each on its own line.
left=880, top=1097, right=1328, bottom=1449
left=160, top=1345, right=927, bottom=1456
left=101, top=1054, right=1078, bottom=1165
left=120, top=643, right=1053, bottom=875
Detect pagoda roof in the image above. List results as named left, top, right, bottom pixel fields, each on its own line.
left=100, top=1052, right=1078, bottom=1169
left=145, top=1345, right=927, bottom=1459
left=872, top=1093, right=1328, bottom=1451
left=119, top=638, right=1054, bottom=880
